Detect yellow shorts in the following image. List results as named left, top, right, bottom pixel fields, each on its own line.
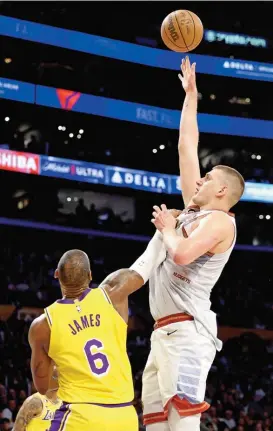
left=49, top=402, right=139, bottom=431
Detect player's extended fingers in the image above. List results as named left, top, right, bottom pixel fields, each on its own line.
left=188, top=57, right=193, bottom=76
left=178, top=73, right=183, bottom=82
left=182, top=59, right=188, bottom=78
left=153, top=205, right=161, bottom=214
left=191, top=63, right=196, bottom=79
left=152, top=211, right=158, bottom=218
left=181, top=58, right=186, bottom=73
left=186, top=56, right=191, bottom=71
left=161, top=204, right=168, bottom=212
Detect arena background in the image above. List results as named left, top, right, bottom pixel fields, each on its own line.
left=0, top=2, right=273, bottom=430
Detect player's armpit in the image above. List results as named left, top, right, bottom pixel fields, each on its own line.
left=100, top=269, right=144, bottom=302
left=12, top=395, right=43, bottom=431
left=164, top=212, right=233, bottom=265
left=28, top=314, right=52, bottom=395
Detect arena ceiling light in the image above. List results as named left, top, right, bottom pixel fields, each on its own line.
left=4, top=117, right=10, bottom=122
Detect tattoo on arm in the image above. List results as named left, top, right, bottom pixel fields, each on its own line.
left=101, top=268, right=143, bottom=299
left=13, top=396, right=43, bottom=431
left=101, top=269, right=142, bottom=289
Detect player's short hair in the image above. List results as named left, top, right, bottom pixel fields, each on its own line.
left=57, top=249, right=91, bottom=289
left=213, top=165, right=245, bottom=207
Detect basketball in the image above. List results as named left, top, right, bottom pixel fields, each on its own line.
left=161, top=10, right=203, bottom=53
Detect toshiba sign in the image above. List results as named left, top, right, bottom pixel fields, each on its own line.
left=0, top=149, right=40, bottom=174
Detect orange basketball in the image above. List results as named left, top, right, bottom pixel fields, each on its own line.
left=161, top=10, right=203, bottom=53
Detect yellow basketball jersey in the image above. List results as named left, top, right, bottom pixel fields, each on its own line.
left=26, top=392, right=62, bottom=431
left=45, top=287, right=134, bottom=404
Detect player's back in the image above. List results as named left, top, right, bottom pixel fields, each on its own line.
left=45, top=287, right=134, bottom=404
left=26, top=392, right=62, bottom=431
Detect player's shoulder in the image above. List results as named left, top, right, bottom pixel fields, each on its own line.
left=28, top=392, right=44, bottom=402
left=46, top=299, right=61, bottom=312
left=23, top=393, right=44, bottom=411
left=202, top=210, right=235, bottom=235
left=30, top=313, right=48, bottom=330
left=205, top=210, right=235, bottom=223
left=29, top=313, right=50, bottom=343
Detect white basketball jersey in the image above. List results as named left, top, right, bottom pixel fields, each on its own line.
left=149, top=208, right=236, bottom=351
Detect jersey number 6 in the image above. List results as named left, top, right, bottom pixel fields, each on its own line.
left=84, top=338, right=110, bottom=376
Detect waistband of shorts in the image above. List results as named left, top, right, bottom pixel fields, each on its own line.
left=154, top=313, right=193, bottom=330
left=63, top=401, right=132, bottom=408
left=91, top=401, right=132, bottom=408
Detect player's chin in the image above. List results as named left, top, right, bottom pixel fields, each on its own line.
left=192, top=194, right=200, bottom=204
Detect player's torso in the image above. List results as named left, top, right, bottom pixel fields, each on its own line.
left=149, top=209, right=236, bottom=320
left=45, top=287, right=134, bottom=404
left=26, top=393, right=62, bottom=431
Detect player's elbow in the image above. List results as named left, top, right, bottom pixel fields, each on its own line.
left=178, top=137, right=187, bottom=150
left=178, top=132, right=198, bottom=148
left=173, top=251, right=192, bottom=266
left=37, top=386, right=47, bottom=395
left=33, top=379, right=47, bottom=395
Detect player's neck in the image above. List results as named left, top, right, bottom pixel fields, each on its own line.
left=200, top=201, right=230, bottom=213
left=61, top=285, right=89, bottom=300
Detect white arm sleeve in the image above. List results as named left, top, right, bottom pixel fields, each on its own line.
left=130, top=230, right=166, bottom=284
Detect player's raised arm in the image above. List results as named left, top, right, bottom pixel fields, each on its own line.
left=12, top=394, right=43, bottom=431
left=100, top=228, right=166, bottom=301
left=100, top=208, right=181, bottom=303
left=178, top=56, right=201, bottom=207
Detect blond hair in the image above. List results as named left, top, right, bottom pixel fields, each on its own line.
left=213, top=165, right=245, bottom=207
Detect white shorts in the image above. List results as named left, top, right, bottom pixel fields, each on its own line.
left=142, top=315, right=216, bottom=426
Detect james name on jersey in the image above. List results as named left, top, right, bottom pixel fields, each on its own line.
left=68, top=313, right=101, bottom=335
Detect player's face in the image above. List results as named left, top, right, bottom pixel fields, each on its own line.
left=192, top=170, right=226, bottom=206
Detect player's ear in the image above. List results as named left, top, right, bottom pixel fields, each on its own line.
left=216, top=185, right=227, bottom=198
left=88, top=271, right=92, bottom=281
left=54, top=269, right=59, bottom=279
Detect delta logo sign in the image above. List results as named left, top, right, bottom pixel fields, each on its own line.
left=56, top=89, right=81, bottom=110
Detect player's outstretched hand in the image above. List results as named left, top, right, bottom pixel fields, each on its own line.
left=178, top=56, right=197, bottom=94
left=152, top=204, right=177, bottom=232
